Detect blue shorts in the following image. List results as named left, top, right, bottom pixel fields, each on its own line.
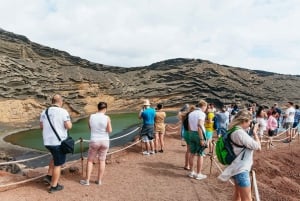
left=205, top=131, right=213, bottom=140
left=46, top=145, right=66, bottom=166
left=233, top=171, right=251, bottom=187
left=217, top=128, right=227, bottom=136
left=180, top=125, right=185, bottom=139
left=140, top=125, right=154, bottom=140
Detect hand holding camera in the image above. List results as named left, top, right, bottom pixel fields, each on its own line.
left=248, top=120, right=255, bottom=136
left=249, top=120, right=259, bottom=137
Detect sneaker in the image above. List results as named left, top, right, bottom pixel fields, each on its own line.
left=48, top=184, right=64, bottom=193
left=159, top=149, right=164, bottom=153
left=80, top=180, right=90, bottom=186
left=195, top=173, right=207, bottom=180
left=142, top=151, right=150, bottom=155
left=188, top=171, right=196, bottom=178
left=43, top=175, right=52, bottom=185
left=95, top=180, right=102, bottom=185
left=149, top=150, right=155, bottom=154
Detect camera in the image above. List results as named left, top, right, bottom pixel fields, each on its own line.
left=250, top=120, right=257, bottom=128
left=199, top=143, right=208, bottom=152
left=248, top=120, right=257, bottom=136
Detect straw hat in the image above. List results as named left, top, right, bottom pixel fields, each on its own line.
left=143, top=99, right=151, bottom=106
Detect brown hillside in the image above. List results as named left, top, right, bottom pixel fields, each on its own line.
left=0, top=28, right=300, bottom=128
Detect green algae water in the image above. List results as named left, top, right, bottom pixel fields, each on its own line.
left=4, top=111, right=177, bottom=152
left=4, top=112, right=142, bottom=152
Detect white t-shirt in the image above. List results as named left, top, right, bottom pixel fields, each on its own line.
left=188, top=109, right=206, bottom=133
left=89, top=112, right=109, bottom=141
left=285, top=107, right=296, bottom=123
left=256, top=117, right=267, bottom=136
left=230, top=128, right=261, bottom=155
left=40, top=107, right=71, bottom=146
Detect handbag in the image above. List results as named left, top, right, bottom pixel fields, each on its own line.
left=45, top=108, right=74, bottom=154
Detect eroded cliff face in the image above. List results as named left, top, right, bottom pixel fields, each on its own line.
left=0, top=28, right=300, bottom=128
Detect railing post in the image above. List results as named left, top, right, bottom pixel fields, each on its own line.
left=252, top=170, right=260, bottom=201
left=80, top=137, right=84, bottom=177
left=209, top=140, right=215, bottom=177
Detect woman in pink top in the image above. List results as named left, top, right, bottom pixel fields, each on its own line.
left=266, top=110, right=278, bottom=147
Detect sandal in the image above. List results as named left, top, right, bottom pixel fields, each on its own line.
left=184, top=167, right=190, bottom=170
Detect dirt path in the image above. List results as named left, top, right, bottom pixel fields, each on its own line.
left=1, top=126, right=300, bottom=201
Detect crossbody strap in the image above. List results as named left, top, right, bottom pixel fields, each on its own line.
left=45, top=108, right=62, bottom=142
left=200, top=126, right=207, bottom=141
left=227, top=126, right=245, bottom=148
left=229, top=133, right=245, bottom=148
left=228, top=127, right=246, bottom=159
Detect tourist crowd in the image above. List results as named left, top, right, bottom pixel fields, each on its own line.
left=40, top=94, right=300, bottom=200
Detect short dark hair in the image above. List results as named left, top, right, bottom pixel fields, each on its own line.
left=288, top=102, right=294, bottom=106
left=98, top=102, right=107, bottom=110
left=157, top=103, right=163, bottom=110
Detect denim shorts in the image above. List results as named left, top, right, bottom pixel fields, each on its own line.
left=46, top=145, right=66, bottom=166
left=140, top=125, right=154, bottom=141
left=141, top=135, right=152, bottom=142
left=217, top=128, right=227, bottom=136
left=283, top=122, right=293, bottom=129
left=233, top=171, right=251, bottom=187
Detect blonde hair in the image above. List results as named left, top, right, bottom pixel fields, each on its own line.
left=198, top=100, right=207, bottom=108
left=228, top=109, right=252, bottom=130
left=180, top=105, right=196, bottom=121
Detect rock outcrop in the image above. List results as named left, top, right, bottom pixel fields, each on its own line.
left=0, top=28, right=299, bottom=128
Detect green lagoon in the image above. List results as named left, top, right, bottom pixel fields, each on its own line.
left=4, top=112, right=177, bottom=152
left=4, top=112, right=143, bottom=152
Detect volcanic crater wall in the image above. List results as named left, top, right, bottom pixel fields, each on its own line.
left=0, top=28, right=299, bottom=128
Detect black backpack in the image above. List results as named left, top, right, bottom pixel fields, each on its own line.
left=183, top=112, right=190, bottom=131
left=213, top=116, right=219, bottom=130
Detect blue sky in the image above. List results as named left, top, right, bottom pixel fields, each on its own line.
left=0, top=0, right=299, bottom=75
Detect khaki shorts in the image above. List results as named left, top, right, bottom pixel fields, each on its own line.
left=88, top=140, right=109, bottom=161
left=283, top=122, right=293, bottom=129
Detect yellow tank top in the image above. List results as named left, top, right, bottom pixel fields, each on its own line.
left=205, top=112, right=214, bottom=132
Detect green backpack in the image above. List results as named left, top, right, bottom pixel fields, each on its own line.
left=215, top=126, right=245, bottom=165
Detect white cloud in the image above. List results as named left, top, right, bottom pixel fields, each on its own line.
left=0, top=0, right=299, bottom=74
